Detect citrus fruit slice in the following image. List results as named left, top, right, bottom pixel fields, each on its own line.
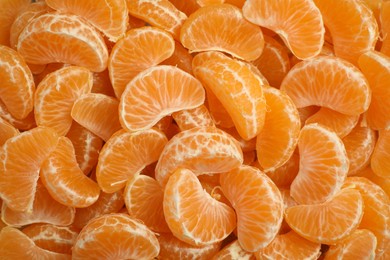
left=34, top=66, right=93, bottom=136
left=220, top=165, right=284, bottom=252
left=212, top=240, right=255, bottom=260
left=242, top=0, right=324, bottom=59
left=180, top=4, right=264, bottom=61
left=108, top=26, right=175, bottom=98
left=0, top=117, right=19, bottom=146
left=356, top=167, right=390, bottom=198
left=281, top=56, right=371, bottom=116
left=17, top=13, right=109, bottom=72
left=0, top=45, right=35, bottom=120
left=192, top=51, right=266, bottom=140
left=285, top=188, right=364, bottom=244
left=164, top=168, right=236, bottom=246
left=371, top=128, right=390, bottom=178
left=291, top=123, right=349, bottom=204
left=0, top=99, right=36, bottom=131
left=380, top=2, right=390, bottom=56
left=172, top=105, right=215, bottom=131
left=119, top=65, right=205, bottom=132
left=155, top=126, right=243, bottom=187
left=0, top=0, right=30, bottom=46
left=96, top=129, right=168, bottom=193
left=161, top=40, right=194, bottom=74
left=72, top=213, right=160, bottom=259
left=0, top=126, right=59, bottom=212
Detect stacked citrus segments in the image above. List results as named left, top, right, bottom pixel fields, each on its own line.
left=0, top=0, right=389, bottom=259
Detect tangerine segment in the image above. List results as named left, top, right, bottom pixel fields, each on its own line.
left=22, top=223, right=78, bottom=255
left=34, top=66, right=93, bottom=136
left=164, top=168, right=236, bottom=246
left=285, top=188, right=364, bottom=244
left=0, top=126, right=58, bottom=212
left=371, top=129, right=390, bottom=178
left=127, top=0, right=187, bottom=39
left=172, top=105, right=215, bottom=131
left=1, top=182, right=75, bottom=227
left=45, top=0, right=128, bottom=42
left=0, top=117, right=19, bottom=146
left=108, top=26, right=175, bottom=98
left=155, top=126, right=243, bottom=187
left=0, top=227, right=70, bottom=259
left=124, top=174, right=170, bottom=233
left=96, top=129, right=168, bottom=193
left=17, top=13, right=109, bottom=72
left=313, top=0, right=378, bottom=65
left=0, top=99, right=36, bottom=131
left=254, top=231, right=321, bottom=259
left=256, top=87, right=300, bottom=172
left=0, top=45, right=35, bottom=120
left=242, top=0, right=324, bottom=60
left=158, top=233, right=221, bottom=260
left=72, top=213, right=160, bottom=259
left=324, top=229, right=377, bottom=260
left=291, top=123, right=349, bottom=205
left=220, top=165, right=284, bottom=252
left=40, top=137, right=100, bottom=208
left=343, top=177, right=390, bottom=257
left=358, top=50, right=390, bottom=130
left=280, top=56, right=371, bottom=116
left=192, top=51, right=266, bottom=140
left=381, top=2, right=390, bottom=56
left=161, top=40, right=194, bottom=74
left=305, top=108, right=359, bottom=138
left=212, top=240, right=255, bottom=260
left=71, top=93, right=122, bottom=142
left=206, top=88, right=235, bottom=128
left=119, top=65, right=205, bottom=132
left=180, top=4, right=264, bottom=61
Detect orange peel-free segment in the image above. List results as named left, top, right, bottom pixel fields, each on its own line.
left=280, top=56, right=371, bottom=116
left=0, top=126, right=59, bottom=212
left=0, top=45, right=35, bottom=120
left=172, top=105, right=215, bottom=131
left=45, top=0, right=128, bottom=42
left=40, top=136, right=100, bottom=208
left=193, top=51, right=266, bottom=140
left=212, top=240, right=255, bottom=259
left=371, top=129, right=390, bottom=178
left=163, top=168, right=236, bottom=246
left=220, top=165, right=284, bottom=252
left=180, top=4, right=264, bottom=61
left=290, top=123, right=349, bottom=205
left=381, top=2, right=390, bottom=56
left=242, top=0, right=324, bottom=60
left=0, top=117, right=19, bottom=146
left=72, top=213, right=160, bottom=259
left=108, top=26, right=175, bottom=98
left=285, top=188, right=364, bottom=244
left=34, top=66, right=93, bottom=136
left=155, top=126, right=243, bottom=187
left=96, top=129, right=168, bottom=193
left=119, top=65, right=205, bottom=132
left=17, top=13, right=109, bottom=72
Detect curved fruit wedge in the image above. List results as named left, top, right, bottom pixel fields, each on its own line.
left=371, top=128, right=390, bottom=178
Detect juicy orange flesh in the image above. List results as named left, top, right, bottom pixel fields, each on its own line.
left=0, top=0, right=389, bottom=259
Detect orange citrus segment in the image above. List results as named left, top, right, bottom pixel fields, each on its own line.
left=17, top=13, right=109, bottom=72
left=164, top=168, right=236, bottom=246
left=180, top=4, right=264, bottom=61
left=119, top=65, right=205, bottom=132
left=242, top=0, right=324, bottom=59
left=285, top=188, right=364, bottom=244
left=220, top=165, right=284, bottom=252
left=280, top=56, right=371, bottom=116
left=0, top=99, right=36, bottom=131
left=124, top=174, right=170, bottom=233
left=380, top=2, right=390, bottom=56
left=161, top=40, right=194, bottom=74
left=358, top=50, right=390, bottom=130
left=0, top=126, right=59, bottom=212
left=371, top=128, right=390, bottom=178
left=34, top=66, right=93, bottom=136
left=127, top=0, right=187, bottom=40
left=256, top=87, right=300, bottom=172
left=40, top=136, right=101, bottom=208
left=108, top=26, right=175, bottom=98
left=96, top=129, right=168, bottom=193
left=254, top=231, right=321, bottom=259
left=45, top=0, right=128, bottom=42
left=0, top=117, right=19, bottom=146
left=193, top=51, right=267, bottom=140
left=71, top=93, right=122, bottom=142
left=72, top=213, right=160, bottom=259
left=172, top=105, right=215, bottom=131
left=0, top=45, right=35, bottom=120
left=212, top=240, right=255, bottom=260
left=155, top=126, right=243, bottom=187
left=313, top=0, right=379, bottom=65
left=356, top=166, right=390, bottom=198
left=290, top=123, right=349, bottom=205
